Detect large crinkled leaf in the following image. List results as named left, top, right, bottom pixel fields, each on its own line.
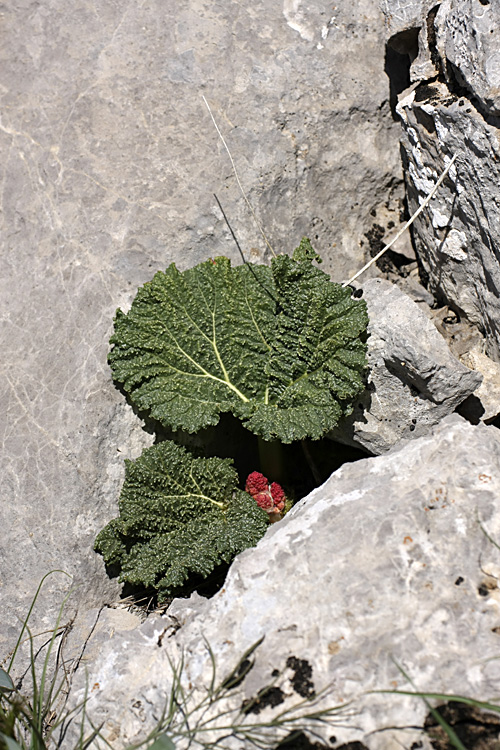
left=109, top=239, right=368, bottom=442
left=94, top=441, right=268, bottom=599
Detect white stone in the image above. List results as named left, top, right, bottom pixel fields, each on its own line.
left=67, top=416, right=500, bottom=749
left=438, top=228, right=468, bottom=261
left=328, top=278, right=481, bottom=454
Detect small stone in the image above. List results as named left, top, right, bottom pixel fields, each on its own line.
left=329, top=279, right=482, bottom=454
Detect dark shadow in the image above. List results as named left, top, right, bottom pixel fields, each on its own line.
left=455, top=394, right=485, bottom=425
left=133, top=409, right=370, bottom=505
left=327, top=385, right=374, bottom=449
left=276, top=735, right=369, bottom=750
left=106, top=405, right=370, bottom=606
left=363, top=223, right=414, bottom=276
left=115, top=562, right=233, bottom=610
left=486, top=413, right=500, bottom=429
left=424, top=701, right=500, bottom=749
left=385, top=28, right=419, bottom=120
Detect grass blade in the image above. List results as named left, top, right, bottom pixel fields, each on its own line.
left=6, top=571, right=71, bottom=675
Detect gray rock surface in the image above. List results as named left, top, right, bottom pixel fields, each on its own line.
left=381, top=0, right=438, bottom=83
left=436, top=0, right=500, bottom=117
left=4, top=5, right=498, bottom=745
left=381, top=0, right=500, bottom=360
left=397, top=84, right=500, bottom=360
left=380, top=0, right=425, bottom=34
left=67, top=416, right=500, bottom=749
left=459, top=346, right=500, bottom=424
left=328, top=278, right=481, bottom=454
left=1, top=0, right=406, bottom=662
left=382, top=0, right=500, bottom=116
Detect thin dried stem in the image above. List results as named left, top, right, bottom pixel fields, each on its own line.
left=343, top=153, right=457, bottom=288
left=202, top=96, right=276, bottom=258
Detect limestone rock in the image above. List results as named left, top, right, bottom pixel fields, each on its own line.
left=397, top=83, right=500, bottom=360
left=1, top=0, right=406, bottom=662
left=63, top=605, right=144, bottom=675
left=381, top=0, right=440, bottom=84
left=459, top=347, right=500, bottom=424
left=328, top=278, right=482, bottom=454
left=380, top=0, right=426, bottom=36
left=436, top=0, right=500, bottom=117
left=67, top=416, right=500, bottom=749
left=381, top=0, right=500, bottom=360
left=429, top=304, right=485, bottom=360
left=382, top=0, right=500, bottom=110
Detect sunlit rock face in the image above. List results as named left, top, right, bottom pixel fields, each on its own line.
left=383, top=0, right=500, bottom=360
left=328, top=278, right=482, bottom=454
left=1, top=0, right=404, bottom=663
left=67, top=416, right=500, bottom=749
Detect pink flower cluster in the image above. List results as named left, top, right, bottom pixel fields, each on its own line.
left=245, top=471, right=286, bottom=520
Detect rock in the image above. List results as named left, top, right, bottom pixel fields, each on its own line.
left=436, top=0, right=500, bottom=117
left=1, top=0, right=407, bottom=661
left=328, top=278, right=481, bottom=454
left=0, top=393, right=152, bottom=667
left=429, top=304, right=485, bottom=359
left=382, top=0, right=439, bottom=86
left=63, top=605, right=144, bottom=675
left=458, top=347, right=500, bottom=424
left=67, top=416, right=500, bottom=749
left=397, top=83, right=500, bottom=360
left=381, top=0, right=500, bottom=360
left=380, top=0, right=426, bottom=36
left=387, top=266, right=436, bottom=309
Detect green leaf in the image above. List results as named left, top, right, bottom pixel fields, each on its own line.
left=109, top=241, right=368, bottom=443
left=0, top=669, right=14, bottom=693
left=95, top=441, right=268, bottom=598
left=148, top=734, right=176, bottom=750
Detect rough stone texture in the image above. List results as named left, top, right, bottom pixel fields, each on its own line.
left=381, top=0, right=438, bottom=83
left=436, top=0, right=500, bottom=117
left=381, top=0, right=500, bottom=360
left=397, top=84, right=500, bottom=361
left=67, top=416, right=500, bottom=749
left=459, top=346, right=500, bottom=423
left=1, top=0, right=406, bottom=661
left=328, top=278, right=481, bottom=454
left=382, top=1, right=450, bottom=88
left=380, top=0, right=426, bottom=36
left=64, top=605, right=144, bottom=677
left=382, top=0, right=500, bottom=115
left=430, top=302, right=486, bottom=358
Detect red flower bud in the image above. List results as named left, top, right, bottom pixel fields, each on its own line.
left=270, top=482, right=285, bottom=504
left=254, top=491, right=274, bottom=510
left=245, top=471, right=269, bottom=496
left=245, top=473, right=287, bottom=520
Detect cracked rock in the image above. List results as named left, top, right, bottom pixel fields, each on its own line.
left=435, top=0, right=500, bottom=117
left=1, top=0, right=408, bottom=664
left=382, top=0, right=500, bottom=360
left=397, top=82, right=500, bottom=360
left=329, top=278, right=482, bottom=455
left=66, top=416, right=500, bottom=750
